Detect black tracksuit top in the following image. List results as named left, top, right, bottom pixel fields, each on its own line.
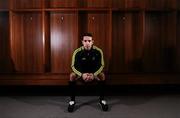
left=71, top=45, right=104, bottom=77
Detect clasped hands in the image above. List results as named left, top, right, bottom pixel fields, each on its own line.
left=82, top=73, right=94, bottom=82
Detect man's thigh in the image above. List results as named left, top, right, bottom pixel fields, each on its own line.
left=94, top=72, right=106, bottom=81
left=70, top=72, right=81, bottom=81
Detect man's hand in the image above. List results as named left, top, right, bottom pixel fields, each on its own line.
left=82, top=73, right=94, bottom=82
left=82, top=73, right=88, bottom=81
left=87, top=73, right=94, bottom=81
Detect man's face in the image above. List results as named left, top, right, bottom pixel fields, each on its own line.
left=82, top=36, right=94, bottom=50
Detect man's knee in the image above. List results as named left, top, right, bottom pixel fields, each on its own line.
left=70, top=72, right=78, bottom=81
left=96, top=72, right=105, bottom=81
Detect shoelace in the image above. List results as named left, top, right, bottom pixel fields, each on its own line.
left=101, top=100, right=107, bottom=105
left=69, top=101, right=75, bottom=105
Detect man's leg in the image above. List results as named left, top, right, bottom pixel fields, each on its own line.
left=69, top=72, right=78, bottom=101
left=96, top=73, right=105, bottom=101
left=68, top=72, right=78, bottom=112
left=95, top=72, right=108, bottom=111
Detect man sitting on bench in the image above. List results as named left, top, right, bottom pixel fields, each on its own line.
left=68, top=33, right=108, bottom=112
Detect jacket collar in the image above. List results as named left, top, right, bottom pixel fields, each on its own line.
left=81, top=45, right=95, bottom=50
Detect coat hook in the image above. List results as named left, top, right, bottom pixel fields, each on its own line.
left=61, top=16, right=64, bottom=21
left=92, top=16, right=95, bottom=20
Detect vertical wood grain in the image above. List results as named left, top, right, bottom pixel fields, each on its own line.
left=11, top=12, right=44, bottom=73
left=144, top=12, right=176, bottom=72
left=176, top=12, right=180, bottom=72
left=46, top=0, right=77, bottom=8
left=13, top=0, right=43, bottom=9
left=0, top=12, right=13, bottom=73
left=50, top=12, right=78, bottom=73
left=146, top=0, right=176, bottom=10
left=44, top=12, right=51, bottom=72
left=87, top=0, right=110, bottom=8
left=111, top=11, right=143, bottom=73
left=111, top=0, right=125, bottom=9
left=144, top=12, right=163, bottom=72
left=125, top=0, right=145, bottom=9
left=78, top=0, right=109, bottom=8
left=111, top=12, right=126, bottom=73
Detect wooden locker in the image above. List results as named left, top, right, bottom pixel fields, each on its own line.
left=13, top=0, right=43, bottom=9
left=11, top=12, right=44, bottom=73
left=50, top=12, right=78, bottom=73
left=45, top=0, right=77, bottom=8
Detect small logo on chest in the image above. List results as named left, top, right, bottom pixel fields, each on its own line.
left=82, top=57, right=86, bottom=60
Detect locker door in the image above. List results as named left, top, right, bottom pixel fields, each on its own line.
left=50, top=12, right=78, bottom=73
left=11, top=12, right=44, bottom=73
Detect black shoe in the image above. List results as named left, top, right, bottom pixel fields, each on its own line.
left=99, top=100, right=108, bottom=111
left=68, top=101, right=76, bottom=112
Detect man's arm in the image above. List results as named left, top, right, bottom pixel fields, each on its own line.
left=71, top=48, right=82, bottom=77
left=93, top=47, right=104, bottom=76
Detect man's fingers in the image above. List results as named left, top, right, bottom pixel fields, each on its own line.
left=83, top=74, right=94, bottom=82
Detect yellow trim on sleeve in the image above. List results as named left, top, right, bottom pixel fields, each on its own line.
left=93, top=46, right=105, bottom=76
left=72, top=66, right=82, bottom=77
left=71, top=47, right=82, bottom=76
left=94, top=65, right=104, bottom=76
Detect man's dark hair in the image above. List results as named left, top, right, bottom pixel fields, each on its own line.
left=82, top=33, right=93, bottom=37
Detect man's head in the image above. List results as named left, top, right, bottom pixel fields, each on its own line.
left=82, top=33, right=94, bottom=50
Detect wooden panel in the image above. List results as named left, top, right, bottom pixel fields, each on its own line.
left=177, top=1, right=180, bottom=10
left=146, top=0, right=176, bottom=10
left=78, top=0, right=110, bottom=8
left=45, top=0, right=77, bottom=8
left=112, top=0, right=125, bottom=9
left=124, top=12, right=144, bottom=72
left=0, top=74, right=69, bottom=85
left=144, top=12, right=176, bottom=72
left=78, top=11, right=88, bottom=46
left=44, top=12, right=51, bottom=72
left=165, top=12, right=176, bottom=72
left=110, top=11, right=143, bottom=73
left=11, top=12, right=44, bottom=73
left=177, top=12, right=180, bottom=72
left=111, top=12, right=126, bottom=73
left=0, top=12, right=13, bottom=73
left=0, top=74, right=180, bottom=85
left=112, top=0, right=144, bottom=9
left=125, top=0, right=144, bottom=9
left=0, top=0, right=9, bottom=9
left=13, top=0, right=43, bottom=9
left=50, top=12, right=78, bottom=73
left=107, top=74, right=180, bottom=85
left=144, top=12, right=163, bottom=72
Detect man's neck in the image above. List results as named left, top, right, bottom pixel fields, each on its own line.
left=82, top=45, right=94, bottom=51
